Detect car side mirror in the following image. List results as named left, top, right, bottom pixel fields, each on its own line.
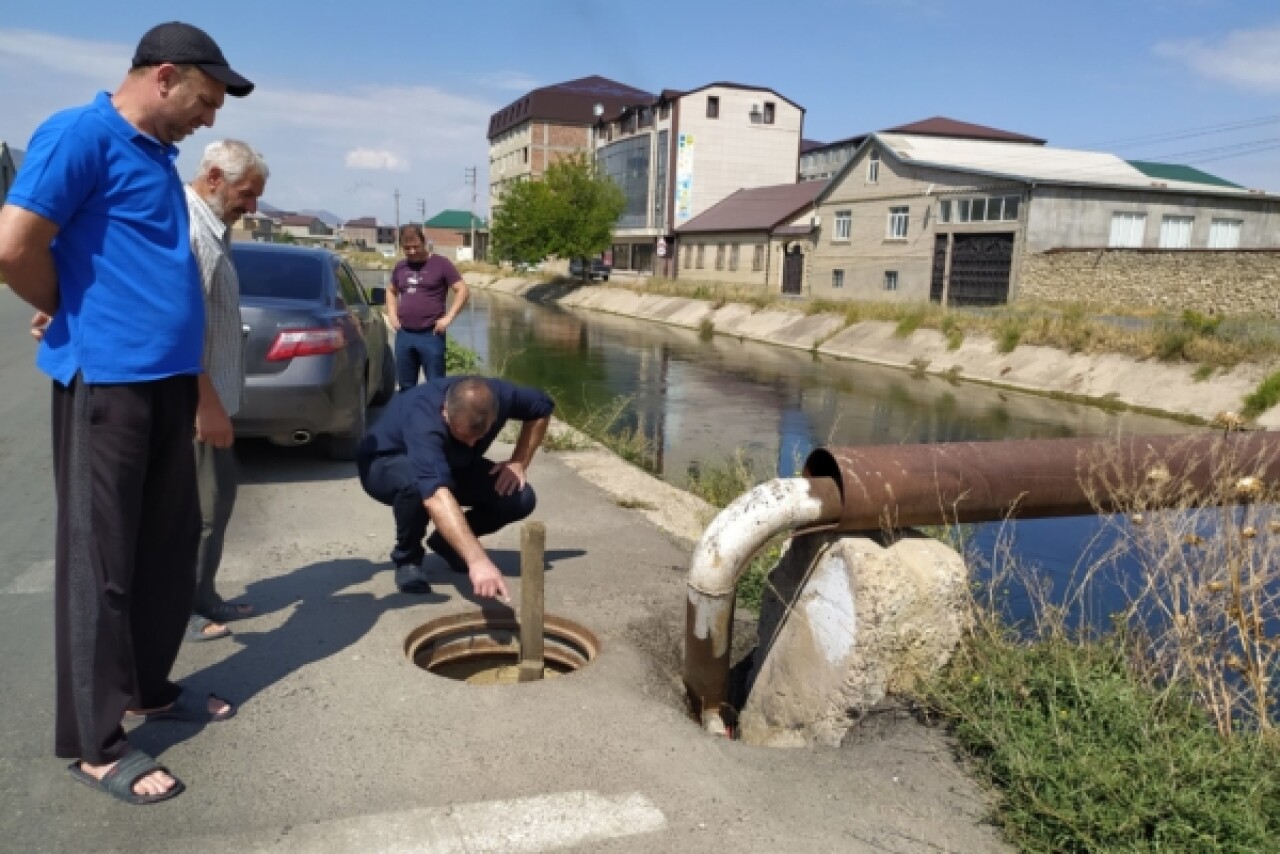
left=368, top=286, right=387, bottom=306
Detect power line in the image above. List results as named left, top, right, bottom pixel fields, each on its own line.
left=1077, top=114, right=1280, bottom=151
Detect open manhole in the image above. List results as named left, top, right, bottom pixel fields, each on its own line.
left=405, top=611, right=600, bottom=685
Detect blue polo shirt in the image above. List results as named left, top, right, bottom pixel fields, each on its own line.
left=361, top=377, right=556, bottom=499
left=7, top=91, right=204, bottom=384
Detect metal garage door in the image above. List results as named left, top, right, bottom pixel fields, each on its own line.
left=930, top=233, right=1014, bottom=306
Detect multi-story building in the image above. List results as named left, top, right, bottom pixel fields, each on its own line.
left=592, top=82, right=804, bottom=277
left=487, top=75, right=652, bottom=212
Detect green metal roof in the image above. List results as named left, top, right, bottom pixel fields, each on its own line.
left=423, top=209, right=487, bottom=230
left=1127, top=160, right=1242, bottom=189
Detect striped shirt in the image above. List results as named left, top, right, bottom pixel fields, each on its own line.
left=185, top=185, right=244, bottom=415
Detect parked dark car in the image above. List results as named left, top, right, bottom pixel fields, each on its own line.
left=569, top=257, right=611, bottom=281
left=232, top=242, right=395, bottom=459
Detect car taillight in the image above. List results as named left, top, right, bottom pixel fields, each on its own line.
left=265, top=328, right=346, bottom=361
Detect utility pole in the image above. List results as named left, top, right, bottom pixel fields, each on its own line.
left=417, top=198, right=425, bottom=223
left=394, top=188, right=401, bottom=251
left=464, top=166, right=477, bottom=260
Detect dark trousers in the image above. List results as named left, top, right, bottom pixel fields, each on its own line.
left=357, top=452, right=536, bottom=570
left=394, top=328, right=446, bottom=391
left=52, top=375, right=200, bottom=764
left=193, top=441, right=239, bottom=617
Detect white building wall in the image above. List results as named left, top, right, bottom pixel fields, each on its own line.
left=673, top=87, right=802, bottom=226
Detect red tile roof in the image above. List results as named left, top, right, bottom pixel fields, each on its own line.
left=676, top=181, right=827, bottom=234
left=882, top=116, right=1045, bottom=144
left=488, top=76, right=653, bottom=139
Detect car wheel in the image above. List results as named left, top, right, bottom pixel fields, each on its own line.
left=326, top=375, right=367, bottom=461
left=370, top=343, right=396, bottom=406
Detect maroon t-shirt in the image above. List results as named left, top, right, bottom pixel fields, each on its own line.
left=390, top=255, right=461, bottom=331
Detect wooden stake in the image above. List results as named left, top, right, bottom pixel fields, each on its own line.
left=518, top=521, right=546, bottom=682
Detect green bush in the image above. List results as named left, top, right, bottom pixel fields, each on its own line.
left=895, top=309, right=924, bottom=337
left=1154, top=326, right=1193, bottom=362
left=1182, top=309, right=1223, bottom=337
left=446, top=339, right=480, bottom=373
left=1243, top=370, right=1280, bottom=418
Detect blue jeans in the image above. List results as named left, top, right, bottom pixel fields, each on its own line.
left=356, top=451, right=537, bottom=570
left=395, top=328, right=446, bottom=391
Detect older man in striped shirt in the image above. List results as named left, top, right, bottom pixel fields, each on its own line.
left=186, top=140, right=269, bottom=642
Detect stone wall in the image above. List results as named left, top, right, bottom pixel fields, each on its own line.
left=1019, top=249, right=1280, bottom=318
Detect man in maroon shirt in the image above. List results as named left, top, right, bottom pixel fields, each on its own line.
left=386, top=224, right=470, bottom=390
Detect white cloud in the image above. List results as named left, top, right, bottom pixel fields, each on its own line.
left=0, top=28, right=497, bottom=223
left=0, top=28, right=124, bottom=83
left=1155, top=25, right=1280, bottom=92
left=345, top=148, right=409, bottom=172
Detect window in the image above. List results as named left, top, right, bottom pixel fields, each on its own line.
left=1159, top=216, right=1194, bottom=249
left=834, top=210, right=851, bottom=241
left=1209, top=218, right=1243, bottom=249
left=938, top=200, right=951, bottom=223
left=763, top=102, right=775, bottom=124
left=986, top=197, right=1003, bottom=222
left=715, top=243, right=725, bottom=270
left=729, top=243, right=740, bottom=271
left=659, top=102, right=670, bottom=121
left=706, top=96, right=719, bottom=119
left=970, top=198, right=987, bottom=221
left=683, top=245, right=692, bottom=269
left=867, top=150, right=880, bottom=183
left=887, top=206, right=910, bottom=239
left=752, top=244, right=765, bottom=271
left=696, top=244, right=705, bottom=269
left=883, top=271, right=899, bottom=291
left=832, top=269, right=845, bottom=289
left=1004, top=195, right=1021, bottom=220
left=1109, top=212, right=1146, bottom=247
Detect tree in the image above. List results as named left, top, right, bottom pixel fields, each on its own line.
left=491, top=152, right=624, bottom=267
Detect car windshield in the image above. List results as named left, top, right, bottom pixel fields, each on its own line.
left=233, top=250, right=326, bottom=301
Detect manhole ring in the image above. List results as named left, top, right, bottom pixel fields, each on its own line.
left=405, top=611, right=600, bottom=685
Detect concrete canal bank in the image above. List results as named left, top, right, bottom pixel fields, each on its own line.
left=465, top=273, right=1280, bottom=428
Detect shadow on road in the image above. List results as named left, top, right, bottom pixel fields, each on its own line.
left=128, top=544, right=587, bottom=756
left=128, top=556, right=416, bottom=756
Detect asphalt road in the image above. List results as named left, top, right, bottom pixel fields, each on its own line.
left=0, top=287, right=1008, bottom=853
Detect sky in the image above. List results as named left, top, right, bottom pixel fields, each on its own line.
left=2, top=1, right=1278, bottom=226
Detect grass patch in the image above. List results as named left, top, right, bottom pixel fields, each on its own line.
left=698, top=317, right=715, bottom=341
left=996, top=315, right=1024, bottom=354
left=1192, top=364, right=1215, bottom=382
left=1243, top=370, right=1280, bottom=418
left=895, top=308, right=925, bottom=337
left=446, top=339, right=481, bottom=374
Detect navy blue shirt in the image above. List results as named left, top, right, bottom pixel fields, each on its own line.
left=363, top=376, right=555, bottom=499
left=8, top=92, right=204, bottom=384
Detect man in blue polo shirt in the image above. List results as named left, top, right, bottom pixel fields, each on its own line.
left=357, top=376, right=554, bottom=599
left=0, top=22, right=253, bottom=805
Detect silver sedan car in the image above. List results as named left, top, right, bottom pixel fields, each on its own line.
left=232, top=242, right=395, bottom=459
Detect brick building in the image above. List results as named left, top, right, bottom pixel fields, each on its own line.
left=487, top=75, right=652, bottom=212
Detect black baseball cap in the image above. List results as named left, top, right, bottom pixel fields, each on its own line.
left=132, top=22, right=254, bottom=97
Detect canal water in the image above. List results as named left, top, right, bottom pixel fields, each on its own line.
left=438, top=289, right=1199, bottom=607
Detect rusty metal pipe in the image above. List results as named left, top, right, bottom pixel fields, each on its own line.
left=684, top=432, right=1280, bottom=734
left=803, top=433, right=1280, bottom=531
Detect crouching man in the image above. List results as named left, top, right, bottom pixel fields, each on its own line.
left=357, top=376, right=553, bottom=598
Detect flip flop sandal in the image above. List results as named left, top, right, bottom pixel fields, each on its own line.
left=140, top=687, right=236, bottom=724
left=185, top=615, right=231, bottom=642
left=68, top=750, right=185, bottom=805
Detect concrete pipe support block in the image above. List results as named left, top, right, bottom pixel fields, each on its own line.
left=739, top=531, right=968, bottom=747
